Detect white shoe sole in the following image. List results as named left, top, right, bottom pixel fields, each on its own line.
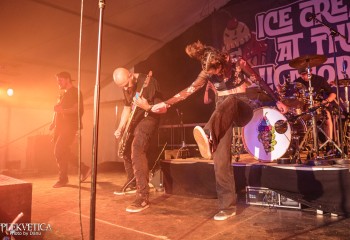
left=126, top=204, right=149, bottom=213
left=193, top=126, right=212, bottom=159
left=214, top=211, right=236, bottom=221
left=113, top=189, right=137, bottom=196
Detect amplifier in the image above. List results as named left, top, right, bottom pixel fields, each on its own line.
left=246, top=186, right=301, bottom=209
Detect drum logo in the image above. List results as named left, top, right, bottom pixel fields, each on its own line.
left=257, top=113, right=277, bottom=154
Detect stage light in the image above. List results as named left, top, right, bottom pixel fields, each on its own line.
left=7, top=88, right=14, bottom=96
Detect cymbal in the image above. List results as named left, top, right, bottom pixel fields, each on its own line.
left=289, top=54, right=327, bottom=69
left=246, top=87, right=273, bottom=102
left=338, top=78, right=350, bottom=86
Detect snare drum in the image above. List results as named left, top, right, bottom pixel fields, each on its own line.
left=242, top=107, right=306, bottom=162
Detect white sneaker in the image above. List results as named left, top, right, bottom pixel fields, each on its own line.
left=193, top=126, right=212, bottom=159
left=214, top=209, right=236, bottom=221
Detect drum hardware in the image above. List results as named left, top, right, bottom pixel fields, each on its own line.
left=231, top=127, right=244, bottom=162
left=175, top=109, right=191, bottom=159
left=289, top=55, right=331, bottom=164
left=309, top=14, right=348, bottom=162
left=243, top=107, right=307, bottom=163
left=338, top=79, right=350, bottom=113
left=279, top=81, right=306, bottom=108
left=289, top=54, right=327, bottom=70
left=318, top=125, right=342, bottom=155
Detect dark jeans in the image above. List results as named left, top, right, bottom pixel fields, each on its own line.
left=123, top=115, right=159, bottom=200
left=54, top=128, right=88, bottom=182
left=204, top=94, right=254, bottom=210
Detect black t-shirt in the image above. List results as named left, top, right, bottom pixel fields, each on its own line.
left=122, top=73, right=163, bottom=119
left=295, top=74, right=335, bottom=98
left=56, top=86, right=84, bottom=131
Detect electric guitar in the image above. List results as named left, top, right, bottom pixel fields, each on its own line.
left=118, top=71, right=152, bottom=158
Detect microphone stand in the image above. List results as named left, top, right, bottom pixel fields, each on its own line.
left=90, top=0, right=105, bottom=239
left=176, top=110, right=190, bottom=159
left=310, top=14, right=348, bottom=163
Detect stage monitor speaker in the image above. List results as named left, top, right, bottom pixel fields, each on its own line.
left=0, top=175, right=32, bottom=239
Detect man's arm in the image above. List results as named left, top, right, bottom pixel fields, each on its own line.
left=114, top=106, right=131, bottom=139
left=151, top=72, right=207, bottom=113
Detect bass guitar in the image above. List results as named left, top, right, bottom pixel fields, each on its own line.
left=118, top=71, right=152, bottom=158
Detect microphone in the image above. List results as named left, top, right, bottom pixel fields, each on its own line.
left=343, top=59, right=347, bottom=72
left=342, top=59, right=349, bottom=78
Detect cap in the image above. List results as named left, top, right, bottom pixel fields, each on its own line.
left=56, top=71, right=74, bottom=81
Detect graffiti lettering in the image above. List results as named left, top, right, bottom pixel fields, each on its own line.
left=256, top=6, right=293, bottom=39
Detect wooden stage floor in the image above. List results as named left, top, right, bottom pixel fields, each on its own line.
left=5, top=154, right=349, bottom=240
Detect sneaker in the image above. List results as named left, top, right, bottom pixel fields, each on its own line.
left=213, top=209, right=236, bottom=221
left=193, top=126, right=212, bottom=159
left=81, top=168, right=91, bottom=182
left=113, top=180, right=137, bottom=195
left=52, top=180, right=68, bottom=188
left=113, top=185, right=137, bottom=196
left=126, top=198, right=149, bottom=213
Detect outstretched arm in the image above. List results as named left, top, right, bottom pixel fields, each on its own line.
left=151, top=72, right=207, bottom=113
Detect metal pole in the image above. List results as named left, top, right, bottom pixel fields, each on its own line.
left=90, top=0, right=105, bottom=239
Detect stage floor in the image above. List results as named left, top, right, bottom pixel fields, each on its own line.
left=6, top=156, right=349, bottom=240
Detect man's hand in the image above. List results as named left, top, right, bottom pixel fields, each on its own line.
left=134, top=96, right=151, bottom=111
left=114, top=128, right=123, bottom=139
left=151, top=102, right=168, bottom=113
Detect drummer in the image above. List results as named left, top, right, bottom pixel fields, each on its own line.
left=295, top=67, right=336, bottom=140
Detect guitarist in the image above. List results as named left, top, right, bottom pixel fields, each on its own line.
left=113, top=67, right=165, bottom=213
left=49, top=71, right=91, bottom=188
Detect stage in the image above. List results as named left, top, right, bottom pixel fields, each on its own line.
left=1, top=154, right=349, bottom=240
left=161, top=155, right=350, bottom=216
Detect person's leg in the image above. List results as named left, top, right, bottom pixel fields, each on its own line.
left=63, top=133, right=91, bottom=182
left=212, top=125, right=237, bottom=220
left=53, top=130, right=76, bottom=187
left=126, top=117, right=158, bottom=212
left=206, top=95, right=253, bottom=152
left=194, top=95, right=253, bottom=159
left=198, top=95, right=252, bottom=220
left=113, top=143, right=137, bottom=195
left=324, top=110, right=333, bottom=139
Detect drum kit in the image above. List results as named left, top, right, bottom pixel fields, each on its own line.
left=238, top=54, right=350, bottom=164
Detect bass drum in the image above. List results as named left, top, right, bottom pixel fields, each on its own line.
left=242, top=107, right=306, bottom=162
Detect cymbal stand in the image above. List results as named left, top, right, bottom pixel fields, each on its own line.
left=306, top=66, right=321, bottom=160
left=309, top=13, right=348, bottom=162
left=340, top=82, right=350, bottom=157
left=318, top=115, right=342, bottom=155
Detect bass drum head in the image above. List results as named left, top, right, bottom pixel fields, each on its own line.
left=242, top=107, right=292, bottom=162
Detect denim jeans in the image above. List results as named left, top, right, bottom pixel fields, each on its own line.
left=123, top=115, right=159, bottom=200
left=204, top=94, right=254, bottom=210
